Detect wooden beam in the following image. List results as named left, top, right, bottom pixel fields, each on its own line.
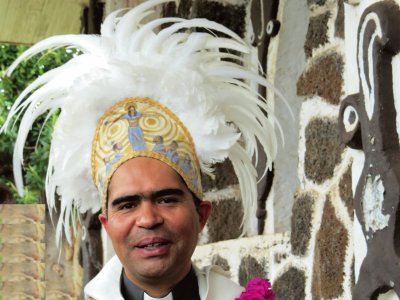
left=0, top=0, right=90, bottom=45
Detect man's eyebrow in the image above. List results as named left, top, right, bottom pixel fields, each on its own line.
left=151, top=188, right=184, bottom=199
left=110, top=189, right=184, bottom=207
left=111, top=195, right=141, bottom=207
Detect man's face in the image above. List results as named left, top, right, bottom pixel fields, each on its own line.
left=128, top=106, right=136, bottom=114
left=99, top=157, right=211, bottom=291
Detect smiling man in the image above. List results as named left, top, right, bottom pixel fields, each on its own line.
left=79, top=90, right=250, bottom=299
left=3, top=0, right=281, bottom=299
left=104, top=158, right=209, bottom=289
left=84, top=94, right=244, bottom=299
left=96, top=157, right=214, bottom=299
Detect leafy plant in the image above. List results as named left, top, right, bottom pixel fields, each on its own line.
left=0, top=44, right=77, bottom=204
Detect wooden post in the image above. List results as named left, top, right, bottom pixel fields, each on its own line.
left=102, top=0, right=145, bottom=17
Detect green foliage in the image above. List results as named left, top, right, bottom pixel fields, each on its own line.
left=0, top=44, right=77, bottom=204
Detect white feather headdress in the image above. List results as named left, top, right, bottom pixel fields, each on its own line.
left=1, top=0, right=284, bottom=245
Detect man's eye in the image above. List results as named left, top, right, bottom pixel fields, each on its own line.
left=119, top=202, right=137, bottom=210
left=158, top=197, right=178, bottom=204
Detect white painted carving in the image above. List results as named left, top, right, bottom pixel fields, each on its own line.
left=354, top=212, right=367, bottom=283
left=392, top=55, right=400, bottom=146
left=358, top=12, right=382, bottom=120
left=343, top=105, right=359, bottom=132
left=361, top=175, right=390, bottom=233
left=377, top=289, right=400, bottom=300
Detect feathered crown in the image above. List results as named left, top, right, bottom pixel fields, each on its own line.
left=1, top=0, right=284, bottom=245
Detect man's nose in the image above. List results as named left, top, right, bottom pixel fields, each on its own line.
left=136, top=201, right=163, bottom=229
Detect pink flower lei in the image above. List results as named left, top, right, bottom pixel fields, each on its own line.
left=235, top=277, right=275, bottom=300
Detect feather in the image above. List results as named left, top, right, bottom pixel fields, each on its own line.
left=2, top=0, right=285, bottom=245
left=127, top=17, right=185, bottom=53
left=5, top=35, right=101, bottom=76
left=114, top=0, right=175, bottom=44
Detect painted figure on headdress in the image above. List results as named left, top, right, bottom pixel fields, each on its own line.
left=152, top=135, right=166, bottom=154
left=179, top=154, right=192, bottom=174
left=111, top=104, right=157, bottom=151
left=179, top=153, right=198, bottom=187
left=166, top=140, right=179, bottom=163
left=105, top=142, right=123, bottom=175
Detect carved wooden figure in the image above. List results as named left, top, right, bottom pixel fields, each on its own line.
left=339, top=1, right=400, bottom=298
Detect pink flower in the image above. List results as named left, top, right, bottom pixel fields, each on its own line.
left=235, top=277, right=275, bottom=300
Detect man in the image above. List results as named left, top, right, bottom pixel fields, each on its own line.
left=2, top=0, right=281, bottom=299
left=86, top=157, right=243, bottom=299
left=84, top=96, right=244, bottom=299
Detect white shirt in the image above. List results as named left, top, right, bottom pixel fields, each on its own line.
left=144, top=292, right=173, bottom=300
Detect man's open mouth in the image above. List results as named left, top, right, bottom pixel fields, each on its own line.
left=137, top=242, right=169, bottom=249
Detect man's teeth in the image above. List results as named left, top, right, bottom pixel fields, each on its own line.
left=142, top=242, right=164, bottom=249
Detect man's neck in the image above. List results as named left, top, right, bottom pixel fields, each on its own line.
left=124, top=263, right=191, bottom=298
left=121, top=267, right=200, bottom=300
left=124, top=277, right=179, bottom=297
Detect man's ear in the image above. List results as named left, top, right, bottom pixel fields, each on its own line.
left=98, top=212, right=109, bottom=233
left=198, top=200, right=212, bottom=230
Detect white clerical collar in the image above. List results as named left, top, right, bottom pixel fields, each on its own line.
left=144, top=292, right=173, bottom=300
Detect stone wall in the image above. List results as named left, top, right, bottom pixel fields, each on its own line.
left=192, top=0, right=400, bottom=299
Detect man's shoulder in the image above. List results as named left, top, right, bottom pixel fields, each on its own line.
left=84, top=255, right=124, bottom=300
left=195, top=265, right=243, bottom=300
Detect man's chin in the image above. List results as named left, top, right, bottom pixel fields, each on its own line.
left=127, top=264, right=176, bottom=283
left=125, top=254, right=171, bottom=275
